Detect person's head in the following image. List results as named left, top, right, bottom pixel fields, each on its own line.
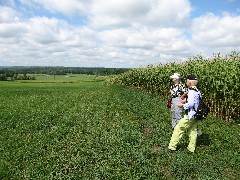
left=170, top=73, right=181, bottom=84
left=185, top=74, right=198, bottom=87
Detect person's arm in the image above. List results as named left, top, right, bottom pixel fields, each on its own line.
left=178, top=90, right=194, bottom=109
left=180, top=91, right=188, bottom=100
left=182, top=90, right=196, bottom=109
left=181, top=97, right=187, bottom=104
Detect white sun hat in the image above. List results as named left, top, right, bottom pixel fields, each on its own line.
left=170, top=73, right=180, bottom=79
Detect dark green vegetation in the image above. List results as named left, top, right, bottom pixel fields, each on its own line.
left=0, top=80, right=239, bottom=179
left=0, top=66, right=131, bottom=78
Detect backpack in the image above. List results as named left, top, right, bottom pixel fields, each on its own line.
left=194, top=96, right=210, bottom=120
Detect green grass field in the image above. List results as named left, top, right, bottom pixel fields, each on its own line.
left=22, top=74, right=107, bottom=83
left=0, top=77, right=239, bottom=179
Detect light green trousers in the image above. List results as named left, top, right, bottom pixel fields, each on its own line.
left=168, top=115, right=198, bottom=152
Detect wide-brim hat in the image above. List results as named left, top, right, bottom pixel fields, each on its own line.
left=170, top=73, right=180, bottom=79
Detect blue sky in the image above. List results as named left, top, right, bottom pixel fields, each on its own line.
left=191, top=0, right=240, bottom=17
left=0, top=0, right=239, bottom=68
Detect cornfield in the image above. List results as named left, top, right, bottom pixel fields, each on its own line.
left=107, top=51, right=240, bottom=122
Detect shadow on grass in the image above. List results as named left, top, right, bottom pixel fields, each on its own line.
left=175, top=133, right=211, bottom=151
left=196, top=133, right=210, bottom=146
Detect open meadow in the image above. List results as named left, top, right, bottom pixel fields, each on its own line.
left=0, top=76, right=239, bottom=179
left=22, top=74, right=108, bottom=83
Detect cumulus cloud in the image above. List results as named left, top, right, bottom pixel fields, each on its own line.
left=0, top=6, right=18, bottom=23
left=145, top=0, right=192, bottom=27
left=0, top=10, right=99, bottom=67
left=19, top=0, right=91, bottom=16
left=92, top=0, right=150, bottom=17
left=99, top=27, right=185, bottom=50
left=192, top=13, right=240, bottom=47
left=90, top=0, right=192, bottom=29
left=0, top=0, right=239, bottom=67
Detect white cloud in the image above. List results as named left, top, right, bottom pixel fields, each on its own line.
left=0, top=13, right=99, bottom=67
left=90, top=0, right=192, bottom=29
left=0, top=1, right=239, bottom=68
left=0, top=22, right=27, bottom=39
left=19, top=0, right=90, bottom=16
left=0, top=6, right=18, bottom=23
left=99, top=27, right=183, bottom=49
left=92, top=0, right=150, bottom=18
left=145, top=0, right=192, bottom=27
left=192, top=13, right=240, bottom=47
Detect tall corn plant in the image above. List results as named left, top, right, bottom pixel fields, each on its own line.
left=106, top=51, right=240, bottom=122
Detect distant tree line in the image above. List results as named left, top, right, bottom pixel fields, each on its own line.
left=0, top=66, right=131, bottom=77
left=0, top=72, right=36, bottom=81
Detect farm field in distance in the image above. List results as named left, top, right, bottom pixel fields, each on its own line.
left=21, top=74, right=107, bottom=83
left=0, top=75, right=239, bottom=179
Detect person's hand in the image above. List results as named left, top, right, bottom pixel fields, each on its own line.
left=182, top=98, right=187, bottom=103
left=178, top=102, right=183, bottom=107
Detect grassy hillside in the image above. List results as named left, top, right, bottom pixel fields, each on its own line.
left=0, top=80, right=239, bottom=179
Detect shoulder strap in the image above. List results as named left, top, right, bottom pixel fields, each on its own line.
left=189, top=86, right=197, bottom=91
left=190, top=88, right=202, bottom=112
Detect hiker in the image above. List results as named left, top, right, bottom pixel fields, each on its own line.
left=167, top=74, right=201, bottom=153
left=168, top=73, right=187, bottom=129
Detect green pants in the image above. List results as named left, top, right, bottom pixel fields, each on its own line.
left=168, top=115, right=198, bottom=152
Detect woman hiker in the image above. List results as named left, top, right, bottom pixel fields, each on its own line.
left=168, top=73, right=187, bottom=129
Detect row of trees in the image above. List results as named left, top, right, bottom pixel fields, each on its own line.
left=0, top=73, right=36, bottom=81
left=0, top=67, right=131, bottom=76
